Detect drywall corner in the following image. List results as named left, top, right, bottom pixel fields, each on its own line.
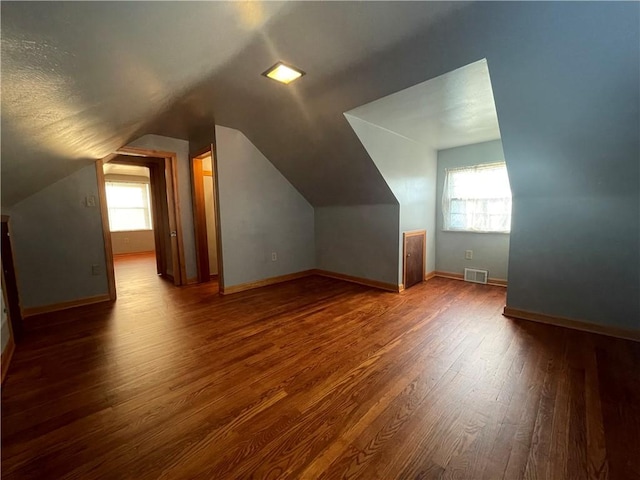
left=215, top=125, right=315, bottom=288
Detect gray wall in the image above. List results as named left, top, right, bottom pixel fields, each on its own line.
left=332, top=2, right=638, bottom=330
left=215, top=125, right=315, bottom=287
left=507, top=193, right=638, bottom=330
left=479, top=3, right=639, bottom=330
left=345, top=115, right=437, bottom=284
left=9, top=165, right=109, bottom=308
left=328, top=2, right=639, bottom=331
left=126, top=135, right=198, bottom=281
left=436, top=141, right=510, bottom=280
left=315, top=204, right=399, bottom=286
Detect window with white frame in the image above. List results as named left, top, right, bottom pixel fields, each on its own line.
left=442, top=162, right=512, bottom=233
left=105, top=181, right=153, bottom=231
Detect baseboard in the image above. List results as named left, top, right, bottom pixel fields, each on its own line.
left=1, top=336, right=15, bottom=384
left=399, top=271, right=435, bottom=293
left=221, top=270, right=315, bottom=295
left=313, top=269, right=399, bottom=292
left=434, top=270, right=507, bottom=287
left=503, top=306, right=640, bottom=343
left=22, top=294, right=112, bottom=318
left=187, top=275, right=218, bottom=285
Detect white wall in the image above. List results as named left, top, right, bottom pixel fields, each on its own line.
left=111, top=230, right=155, bottom=255
left=9, top=165, right=109, bottom=308
left=104, top=172, right=155, bottom=255
left=215, top=125, right=315, bottom=287
left=345, top=115, right=437, bottom=283
left=203, top=175, right=218, bottom=275
left=436, top=140, right=510, bottom=280
left=126, top=135, right=197, bottom=280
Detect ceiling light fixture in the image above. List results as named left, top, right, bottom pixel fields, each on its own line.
left=262, top=62, right=305, bottom=85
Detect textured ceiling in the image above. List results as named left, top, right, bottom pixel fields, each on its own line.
left=345, top=59, right=501, bottom=150
left=0, top=1, right=290, bottom=205
left=1, top=1, right=469, bottom=206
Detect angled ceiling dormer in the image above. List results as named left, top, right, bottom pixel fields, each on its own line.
left=345, top=59, right=501, bottom=152
left=343, top=59, right=504, bottom=282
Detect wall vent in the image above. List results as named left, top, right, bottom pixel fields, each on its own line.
left=464, top=268, right=488, bottom=284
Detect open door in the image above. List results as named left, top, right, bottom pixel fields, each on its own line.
left=191, top=145, right=223, bottom=289
left=97, top=147, right=187, bottom=299
left=403, top=230, right=426, bottom=290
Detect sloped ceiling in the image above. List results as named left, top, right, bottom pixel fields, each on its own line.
left=345, top=59, right=501, bottom=150
left=2, top=2, right=638, bottom=208
left=1, top=1, right=467, bottom=206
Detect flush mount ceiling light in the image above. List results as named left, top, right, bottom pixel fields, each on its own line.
left=262, top=62, right=305, bottom=84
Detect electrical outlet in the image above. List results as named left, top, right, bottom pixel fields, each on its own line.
left=465, top=250, right=473, bottom=260
left=86, top=195, right=96, bottom=207
left=271, top=252, right=277, bottom=261
left=91, top=264, right=101, bottom=276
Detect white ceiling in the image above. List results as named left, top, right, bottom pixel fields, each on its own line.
left=345, top=59, right=501, bottom=150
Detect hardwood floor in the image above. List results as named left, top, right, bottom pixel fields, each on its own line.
left=2, top=255, right=639, bottom=479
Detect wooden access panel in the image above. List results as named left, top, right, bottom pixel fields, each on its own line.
left=403, top=230, right=426, bottom=290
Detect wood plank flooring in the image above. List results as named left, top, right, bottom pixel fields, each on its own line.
left=2, top=254, right=639, bottom=479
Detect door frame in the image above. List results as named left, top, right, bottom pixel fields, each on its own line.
left=190, top=145, right=224, bottom=290
left=97, top=146, right=187, bottom=300
left=402, top=230, right=426, bottom=289
left=1, top=215, right=22, bottom=343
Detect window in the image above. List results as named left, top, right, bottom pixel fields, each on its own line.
left=442, top=162, right=512, bottom=233
left=105, top=182, right=153, bottom=231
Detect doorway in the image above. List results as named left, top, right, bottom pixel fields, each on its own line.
left=191, top=146, right=223, bottom=291
left=102, top=161, right=161, bottom=290
left=403, top=230, right=426, bottom=290
left=96, top=147, right=187, bottom=300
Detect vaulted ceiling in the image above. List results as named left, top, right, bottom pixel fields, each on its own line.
left=2, top=2, right=638, bottom=208
left=1, top=1, right=467, bottom=206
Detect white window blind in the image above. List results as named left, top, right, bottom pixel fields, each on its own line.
left=105, top=182, right=153, bottom=232
left=442, top=162, right=512, bottom=233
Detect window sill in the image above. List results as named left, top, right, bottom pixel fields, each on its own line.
left=110, top=229, right=153, bottom=233
left=441, top=230, right=510, bottom=235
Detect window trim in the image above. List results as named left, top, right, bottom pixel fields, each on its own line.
left=441, top=162, right=512, bottom=234
left=105, top=181, right=153, bottom=232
